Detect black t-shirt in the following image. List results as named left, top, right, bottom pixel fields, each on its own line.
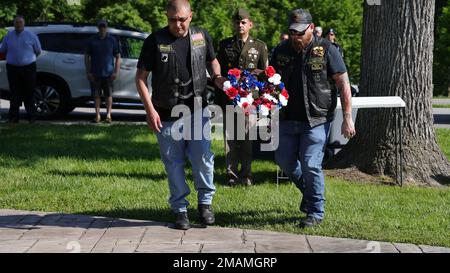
left=137, top=28, right=216, bottom=121
left=281, top=41, right=347, bottom=122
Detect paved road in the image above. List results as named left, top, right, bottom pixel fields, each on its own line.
left=433, top=98, right=450, bottom=105
left=1, top=99, right=448, bottom=128
left=0, top=99, right=147, bottom=124
left=434, top=108, right=450, bottom=129
left=1, top=209, right=449, bottom=253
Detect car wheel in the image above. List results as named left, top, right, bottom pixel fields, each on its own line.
left=33, top=80, right=68, bottom=119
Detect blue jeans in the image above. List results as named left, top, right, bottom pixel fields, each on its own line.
left=275, top=120, right=330, bottom=220
left=156, top=114, right=216, bottom=213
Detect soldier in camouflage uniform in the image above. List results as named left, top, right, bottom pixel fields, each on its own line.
left=217, top=8, right=268, bottom=186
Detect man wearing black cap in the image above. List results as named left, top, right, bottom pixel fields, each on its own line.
left=271, top=9, right=355, bottom=228
left=326, top=28, right=344, bottom=57
left=217, top=8, right=269, bottom=187
left=85, top=19, right=121, bottom=123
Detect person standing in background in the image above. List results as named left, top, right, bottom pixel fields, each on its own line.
left=85, top=19, right=121, bottom=123
left=217, top=8, right=269, bottom=187
left=0, top=15, right=41, bottom=123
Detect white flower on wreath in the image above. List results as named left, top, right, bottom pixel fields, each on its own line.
left=238, top=97, right=251, bottom=109
left=223, top=81, right=232, bottom=91
left=268, top=74, right=282, bottom=85
left=279, top=94, right=288, bottom=106
left=263, top=93, right=278, bottom=104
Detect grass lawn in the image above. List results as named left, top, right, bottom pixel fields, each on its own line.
left=436, top=128, right=450, bottom=160
left=433, top=104, right=450, bottom=108
left=0, top=124, right=449, bottom=247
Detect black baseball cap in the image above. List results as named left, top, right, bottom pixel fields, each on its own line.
left=289, top=9, right=312, bottom=32
left=97, top=19, right=108, bottom=27
left=327, top=28, right=336, bottom=35
left=233, top=8, right=251, bottom=21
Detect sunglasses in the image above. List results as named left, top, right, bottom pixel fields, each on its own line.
left=289, top=24, right=310, bottom=37
left=168, top=16, right=190, bottom=23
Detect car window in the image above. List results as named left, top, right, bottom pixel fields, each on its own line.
left=63, top=33, right=93, bottom=54
left=38, top=33, right=92, bottom=54
left=119, top=36, right=144, bottom=59
left=37, top=33, right=63, bottom=52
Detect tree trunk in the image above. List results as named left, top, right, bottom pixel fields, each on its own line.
left=328, top=0, right=450, bottom=186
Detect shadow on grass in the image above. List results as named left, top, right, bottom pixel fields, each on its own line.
left=0, top=212, right=168, bottom=230
left=81, top=208, right=300, bottom=228
left=47, top=170, right=168, bottom=181
left=0, top=208, right=300, bottom=231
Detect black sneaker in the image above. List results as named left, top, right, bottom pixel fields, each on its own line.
left=174, top=212, right=190, bottom=230
left=198, top=204, right=215, bottom=225
left=299, top=215, right=322, bottom=228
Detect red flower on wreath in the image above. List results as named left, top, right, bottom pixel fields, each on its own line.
left=226, top=86, right=239, bottom=99
left=265, top=66, right=276, bottom=78
left=228, top=68, right=241, bottom=79
left=281, top=89, right=289, bottom=99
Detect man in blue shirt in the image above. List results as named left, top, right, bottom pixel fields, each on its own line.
left=0, top=15, right=41, bottom=123
left=85, top=20, right=121, bottom=123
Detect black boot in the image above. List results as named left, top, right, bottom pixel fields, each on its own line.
left=198, top=204, right=215, bottom=225
left=174, top=212, right=190, bottom=230
left=299, top=215, right=322, bottom=228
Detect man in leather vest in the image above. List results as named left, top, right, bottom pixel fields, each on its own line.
left=135, top=0, right=223, bottom=230
left=217, top=8, right=269, bottom=187
left=271, top=9, right=355, bottom=228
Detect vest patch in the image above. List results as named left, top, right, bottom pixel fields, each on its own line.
left=312, top=46, right=325, bottom=57
left=159, top=44, right=172, bottom=53
left=276, top=54, right=291, bottom=67
left=191, top=33, right=205, bottom=47
left=161, top=53, right=169, bottom=63
left=309, top=57, right=325, bottom=72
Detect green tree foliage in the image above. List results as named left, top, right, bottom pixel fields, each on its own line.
left=434, top=0, right=450, bottom=96
left=97, top=3, right=150, bottom=32
left=190, top=0, right=362, bottom=82
left=0, top=1, right=17, bottom=26
left=0, top=0, right=83, bottom=23
left=1, top=0, right=448, bottom=91
left=81, top=0, right=166, bottom=32
left=0, top=0, right=82, bottom=39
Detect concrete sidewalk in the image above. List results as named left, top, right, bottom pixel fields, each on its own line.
left=0, top=209, right=448, bottom=253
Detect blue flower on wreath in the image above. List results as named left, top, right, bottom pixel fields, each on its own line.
left=233, top=94, right=241, bottom=106
left=228, top=74, right=238, bottom=87
left=255, top=81, right=265, bottom=90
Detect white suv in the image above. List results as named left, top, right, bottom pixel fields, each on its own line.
left=0, top=23, right=150, bottom=118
